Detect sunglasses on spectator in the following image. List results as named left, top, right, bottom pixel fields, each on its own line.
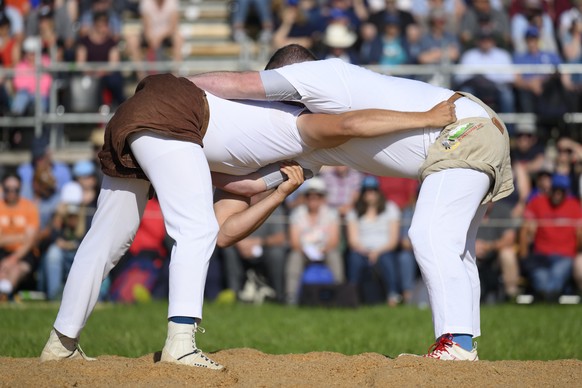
left=2, top=186, right=20, bottom=193
left=558, top=148, right=573, bottom=154
left=305, top=191, right=324, bottom=198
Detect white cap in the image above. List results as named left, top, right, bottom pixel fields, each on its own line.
left=22, top=36, right=41, bottom=53
left=302, top=177, right=327, bottom=195
left=60, top=182, right=83, bottom=205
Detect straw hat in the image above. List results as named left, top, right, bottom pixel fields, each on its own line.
left=323, top=24, right=357, bottom=48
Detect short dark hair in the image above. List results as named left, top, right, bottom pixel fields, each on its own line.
left=264, top=44, right=318, bottom=70
left=2, top=171, right=21, bottom=185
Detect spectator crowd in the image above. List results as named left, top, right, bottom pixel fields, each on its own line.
left=1, top=0, right=582, bottom=305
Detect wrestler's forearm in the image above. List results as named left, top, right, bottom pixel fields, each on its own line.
left=216, top=190, right=288, bottom=247
left=189, top=71, right=266, bottom=99
left=298, top=103, right=455, bottom=148
left=342, top=100, right=456, bottom=136
left=211, top=172, right=267, bottom=197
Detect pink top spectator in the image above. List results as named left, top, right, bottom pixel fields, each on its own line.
left=13, top=55, right=52, bottom=97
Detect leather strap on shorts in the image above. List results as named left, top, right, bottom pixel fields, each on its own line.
left=447, top=92, right=464, bottom=104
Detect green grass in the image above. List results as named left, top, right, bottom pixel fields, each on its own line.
left=1, top=301, right=580, bottom=360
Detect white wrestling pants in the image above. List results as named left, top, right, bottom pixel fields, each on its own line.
left=54, top=132, right=218, bottom=339
left=409, top=168, right=490, bottom=339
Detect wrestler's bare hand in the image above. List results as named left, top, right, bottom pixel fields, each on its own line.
left=276, top=161, right=305, bottom=197
left=425, top=101, right=457, bottom=127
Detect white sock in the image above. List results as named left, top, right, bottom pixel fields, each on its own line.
left=0, top=279, right=13, bottom=294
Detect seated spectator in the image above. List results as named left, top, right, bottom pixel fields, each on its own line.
left=513, top=26, right=576, bottom=115
left=475, top=200, right=520, bottom=303
left=511, top=0, right=558, bottom=54
left=11, top=36, right=52, bottom=117
left=560, top=15, right=582, bottom=111
left=76, top=11, right=125, bottom=109
left=459, top=0, right=511, bottom=51
left=510, top=121, right=546, bottom=176
left=25, top=0, right=76, bottom=61
left=409, top=7, right=460, bottom=85
left=72, top=160, right=99, bottom=209
left=345, top=175, right=402, bottom=306
left=41, top=181, right=86, bottom=300
left=357, top=22, right=382, bottom=65
left=30, top=163, right=60, bottom=255
left=77, top=0, right=122, bottom=41
left=321, top=0, right=368, bottom=32
left=368, top=0, right=419, bottom=46
left=528, top=168, right=553, bottom=200
left=0, top=11, right=18, bottom=115
left=231, top=0, right=274, bottom=44
left=318, top=165, right=362, bottom=219
left=0, top=0, right=24, bottom=42
left=554, top=137, right=582, bottom=199
left=519, top=174, right=582, bottom=302
left=377, top=13, right=409, bottom=66
left=125, top=0, right=182, bottom=65
left=271, top=0, right=326, bottom=51
left=410, top=0, right=465, bottom=32
left=222, top=203, right=287, bottom=303
left=0, top=172, right=40, bottom=300
left=17, top=139, right=72, bottom=201
left=455, top=29, right=515, bottom=115
left=558, top=0, right=582, bottom=46
left=285, top=177, right=344, bottom=305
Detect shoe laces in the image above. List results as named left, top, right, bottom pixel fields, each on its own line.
left=190, top=324, right=209, bottom=350
left=425, top=333, right=454, bottom=358
left=190, top=326, right=221, bottom=366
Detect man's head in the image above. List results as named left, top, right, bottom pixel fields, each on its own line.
left=302, top=177, right=327, bottom=211
left=264, top=44, right=317, bottom=70
left=2, top=172, right=22, bottom=206
left=550, top=174, right=570, bottom=206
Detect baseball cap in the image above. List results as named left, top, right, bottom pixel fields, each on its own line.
left=303, top=177, right=327, bottom=195
left=525, top=26, right=540, bottom=39
left=551, top=174, right=570, bottom=190
left=384, top=13, right=400, bottom=26
left=73, top=160, right=96, bottom=177
left=515, top=121, right=536, bottom=135
left=476, top=28, right=495, bottom=41
left=361, top=175, right=380, bottom=190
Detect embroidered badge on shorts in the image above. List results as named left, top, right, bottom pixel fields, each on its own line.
left=441, top=122, right=483, bottom=151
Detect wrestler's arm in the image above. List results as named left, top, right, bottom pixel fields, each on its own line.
left=214, top=163, right=304, bottom=247
left=211, top=171, right=266, bottom=198
left=296, top=104, right=456, bottom=148
left=189, top=71, right=266, bottom=99
left=212, top=162, right=314, bottom=197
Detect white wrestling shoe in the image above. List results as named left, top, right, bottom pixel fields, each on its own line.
left=399, top=333, right=479, bottom=361
left=160, top=322, right=224, bottom=370
left=40, top=329, right=96, bottom=362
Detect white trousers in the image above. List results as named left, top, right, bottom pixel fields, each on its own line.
left=54, top=132, right=218, bottom=338
left=408, top=169, right=490, bottom=339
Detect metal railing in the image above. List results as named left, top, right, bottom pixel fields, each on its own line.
left=2, top=50, right=582, bottom=152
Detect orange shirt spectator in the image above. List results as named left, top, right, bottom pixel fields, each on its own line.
left=0, top=172, right=40, bottom=297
